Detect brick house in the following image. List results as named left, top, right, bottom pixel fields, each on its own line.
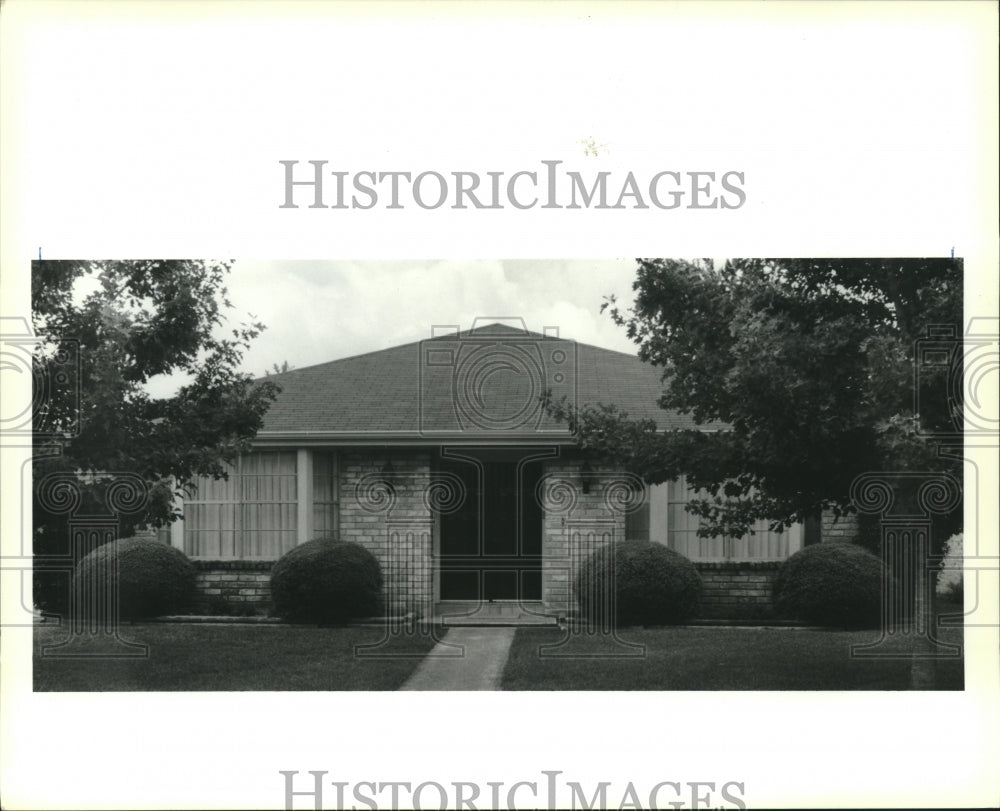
left=171, top=321, right=854, bottom=618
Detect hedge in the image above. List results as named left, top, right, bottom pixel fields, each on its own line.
left=574, top=540, right=702, bottom=626
left=72, top=537, right=197, bottom=620
left=772, top=542, right=888, bottom=628
left=270, top=537, right=383, bottom=623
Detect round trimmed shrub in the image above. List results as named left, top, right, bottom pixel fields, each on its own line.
left=772, top=542, right=888, bottom=628
left=574, top=540, right=703, bottom=626
left=270, top=538, right=383, bottom=623
left=73, top=537, right=197, bottom=620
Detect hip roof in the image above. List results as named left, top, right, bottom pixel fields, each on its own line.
left=255, top=322, right=719, bottom=442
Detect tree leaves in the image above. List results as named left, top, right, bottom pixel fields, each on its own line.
left=548, top=257, right=963, bottom=537
left=32, top=260, right=280, bottom=534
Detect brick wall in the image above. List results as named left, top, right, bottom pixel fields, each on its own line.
left=339, top=452, right=433, bottom=616
left=541, top=461, right=630, bottom=612
left=192, top=560, right=273, bottom=616
left=821, top=511, right=860, bottom=542
left=696, top=561, right=781, bottom=619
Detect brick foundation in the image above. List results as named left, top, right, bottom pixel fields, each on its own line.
left=192, top=560, right=274, bottom=616
left=695, top=561, right=781, bottom=619
left=188, top=559, right=785, bottom=619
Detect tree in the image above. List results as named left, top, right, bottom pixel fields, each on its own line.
left=264, top=360, right=295, bottom=376
left=545, top=258, right=963, bottom=540
left=32, top=260, right=280, bottom=611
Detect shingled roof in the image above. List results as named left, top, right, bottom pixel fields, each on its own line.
left=255, top=322, right=712, bottom=443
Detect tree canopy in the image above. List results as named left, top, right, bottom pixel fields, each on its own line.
left=545, top=258, right=963, bottom=538
left=32, top=260, right=279, bottom=537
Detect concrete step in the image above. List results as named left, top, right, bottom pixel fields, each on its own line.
left=434, top=601, right=561, bottom=626
left=440, top=616, right=559, bottom=627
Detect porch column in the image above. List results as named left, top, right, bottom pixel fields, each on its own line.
left=296, top=448, right=313, bottom=544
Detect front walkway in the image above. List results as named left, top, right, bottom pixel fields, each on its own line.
left=399, top=627, right=515, bottom=691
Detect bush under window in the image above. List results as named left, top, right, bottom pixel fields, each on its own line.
left=72, top=537, right=197, bottom=620
left=574, top=540, right=702, bottom=626
left=772, top=542, right=888, bottom=628
left=270, top=537, right=383, bottom=623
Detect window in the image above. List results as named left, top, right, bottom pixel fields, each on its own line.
left=312, top=451, right=340, bottom=539
left=184, top=451, right=298, bottom=558
left=627, top=476, right=801, bottom=561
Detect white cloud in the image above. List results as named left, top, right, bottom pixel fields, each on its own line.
left=143, top=258, right=642, bottom=397
left=233, top=259, right=640, bottom=369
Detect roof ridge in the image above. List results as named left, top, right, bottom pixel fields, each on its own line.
left=254, top=323, right=651, bottom=380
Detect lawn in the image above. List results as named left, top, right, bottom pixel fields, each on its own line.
left=34, top=615, right=966, bottom=692
left=34, top=623, right=439, bottom=691
left=501, top=624, right=965, bottom=690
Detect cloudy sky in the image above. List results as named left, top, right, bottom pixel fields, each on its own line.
left=225, top=258, right=644, bottom=378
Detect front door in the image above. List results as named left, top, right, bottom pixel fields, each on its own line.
left=437, top=450, right=544, bottom=601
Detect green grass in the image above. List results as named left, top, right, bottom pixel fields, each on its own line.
left=34, top=623, right=438, bottom=691
left=501, top=624, right=965, bottom=690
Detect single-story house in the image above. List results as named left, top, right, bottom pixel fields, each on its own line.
left=167, top=321, right=855, bottom=618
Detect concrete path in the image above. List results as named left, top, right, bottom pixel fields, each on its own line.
left=400, top=627, right=516, bottom=691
